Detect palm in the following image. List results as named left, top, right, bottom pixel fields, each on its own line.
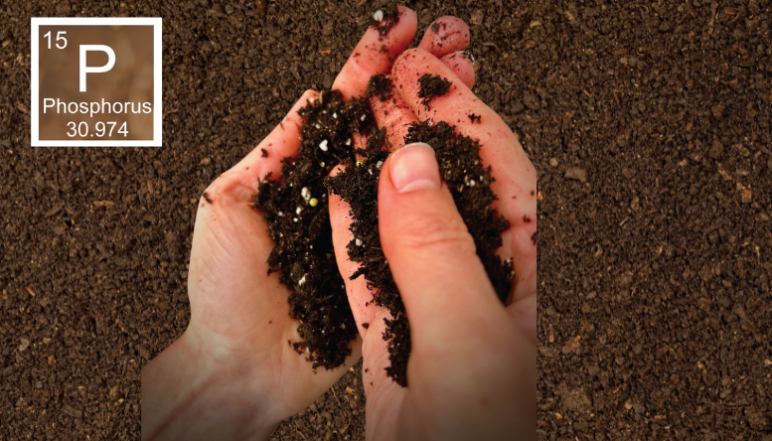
left=179, top=5, right=419, bottom=420
left=186, top=126, right=361, bottom=416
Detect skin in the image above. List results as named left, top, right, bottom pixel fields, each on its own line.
left=329, top=15, right=537, bottom=441
left=142, top=8, right=536, bottom=441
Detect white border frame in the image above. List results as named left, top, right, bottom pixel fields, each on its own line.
left=31, top=17, right=162, bottom=147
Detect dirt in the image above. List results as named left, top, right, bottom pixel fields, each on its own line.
left=417, top=73, right=453, bottom=108
left=253, top=89, right=373, bottom=369
left=368, top=4, right=401, bottom=37
left=365, top=74, right=394, bottom=102
left=1, top=0, right=771, bottom=440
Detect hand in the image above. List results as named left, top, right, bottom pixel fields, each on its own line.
left=141, top=9, right=417, bottom=441
left=328, top=16, right=537, bottom=441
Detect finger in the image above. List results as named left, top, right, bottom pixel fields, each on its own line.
left=391, top=48, right=537, bottom=305
left=417, top=16, right=470, bottom=58
left=209, top=90, right=319, bottom=204
left=440, top=51, right=474, bottom=89
left=368, top=78, right=419, bottom=148
left=507, top=293, right=536, bottom=344
left=332, top=6, right=417, bottom=100
left=329, top=166, right=382, bottom=337
left=360, top=309, right=406, bottom=423
left=378, top=143, right=515, bottom=348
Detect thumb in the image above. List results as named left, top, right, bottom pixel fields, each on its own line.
left=378, top=142, right=511, bottom=350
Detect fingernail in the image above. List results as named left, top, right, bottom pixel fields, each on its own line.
left=389, top=143, right=441, bottom=193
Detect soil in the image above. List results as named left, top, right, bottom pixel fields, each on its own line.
left=365, top=74, right=393, bottom=102
left=1, top=1, right=771, bottom=440
left=417, top=73, right=453, bottom=108
left=253, top=89, right=374, bottom=369
left=368, top=4, right=401, bottom=37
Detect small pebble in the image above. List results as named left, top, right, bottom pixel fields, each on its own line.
left=376, top=160, right=383, bottom=169
left=549, top=158, right=559, bottom=167
left=296, top=206, right=303, bottom=215
left=345, top=139, right=352, bottom=146
left=565, top=167, right=588, bottom=183
left=373, top=9, right=384, bottom=22
left=355, top=238, right=363, bottom=247
left=293, top=217, right=298, bottom=223
left=301, top=187, right=311, bottom=201
left=298, top=275, right=306, bottom=286
left=319, top=139, right=329, bottom=151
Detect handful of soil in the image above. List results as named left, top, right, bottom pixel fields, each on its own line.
left=252, top=90, right=375, bottom=369
left=255, top=75, right=513, bottom=386
left=325, top=76, right=514, bottom=386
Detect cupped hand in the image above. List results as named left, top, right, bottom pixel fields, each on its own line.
left=328, top=16, right=537, bottom=441
left=142, top=8, right=417, bottom=441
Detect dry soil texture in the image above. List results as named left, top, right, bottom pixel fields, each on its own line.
left=2, top=1, right=772, bottom=441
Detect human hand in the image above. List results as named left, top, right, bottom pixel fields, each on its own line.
left=141, top=9, right=418, bottom=441
left=328, top=16, right=537, bottom=441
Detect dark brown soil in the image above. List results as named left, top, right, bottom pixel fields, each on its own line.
left=253, top=89, right=374, bottom=369
left=2, top=1, right=771, bottom=440
left=417, top=73, right=452, bottom=108
left=365, top=74, right=394, bottom=102
left=368, top=4, right=401, bottom=37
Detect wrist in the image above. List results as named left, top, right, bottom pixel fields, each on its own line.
left=142, top=326, right=282, bottom=441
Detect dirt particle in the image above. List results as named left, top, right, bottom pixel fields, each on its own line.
left=366, top=74, right=393, bottom=102
left=711, top=104, right=726, bottom=119
left=368, top=5, right=400, bottom=37
left=709, top=139, right=724, bottom=159
left=418, top=74, right=453, bottom=109
left=565, top=167, right=587, bottom=183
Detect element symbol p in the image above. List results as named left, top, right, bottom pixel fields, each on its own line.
left=79, top=45, right=116, bottom=92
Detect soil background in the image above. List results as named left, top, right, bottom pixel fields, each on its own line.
left=2, top=0, right=772, bottom=440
